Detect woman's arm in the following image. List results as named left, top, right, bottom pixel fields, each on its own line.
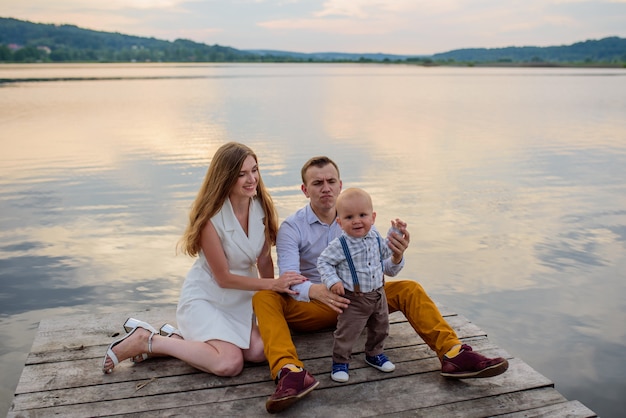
left=256, top=241, right=274, bottom=278
left=202, top=221, right=305, bottom=293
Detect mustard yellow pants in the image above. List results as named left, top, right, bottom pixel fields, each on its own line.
left=252, top=279, right=461, bottom=379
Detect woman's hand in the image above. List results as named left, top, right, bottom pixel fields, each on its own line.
left=270, top=271, right=307, bottom=295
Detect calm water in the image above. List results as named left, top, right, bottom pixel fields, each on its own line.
left=1, top=63, right=625, bottom=416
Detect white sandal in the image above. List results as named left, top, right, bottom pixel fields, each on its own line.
left=102, top=326, right=155, bottom=373
left=160, top=323, right=183, bottom=339
left=123, top=317, right=157, bottom=334
left=121, top=318, right=157, bottom=363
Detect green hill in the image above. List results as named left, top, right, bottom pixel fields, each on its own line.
left=432, top=37, right=626, bottom=64
left=0, top=17, right=258, bottom=62
left=1, top=16, right=625, bottom=65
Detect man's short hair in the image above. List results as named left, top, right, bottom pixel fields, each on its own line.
left=300, top=156, right=340, bottom=184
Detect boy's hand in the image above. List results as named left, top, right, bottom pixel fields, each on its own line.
left=330, top=282, right=345, bottom=296
left=388, top=218, right=410, bottom=263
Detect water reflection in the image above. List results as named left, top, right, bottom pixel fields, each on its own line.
left=0, top=64, right=625, bottom=416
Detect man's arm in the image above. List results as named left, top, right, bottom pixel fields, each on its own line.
left=276, top=218, right=313, bottom=302
left=276, top=213, right=349, bottom=312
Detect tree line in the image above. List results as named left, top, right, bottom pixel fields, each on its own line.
left=1, top=17, right=625, bottom=66
left=0, top=18, right=289, bottom=63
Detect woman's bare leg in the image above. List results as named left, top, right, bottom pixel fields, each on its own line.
left=153, top=336, right=244, bottom=376
left=243, top=322, right=265, bottom=363
left=103, top=328, right=245, bottom=376
left=130, top=331, right=183, bottom=363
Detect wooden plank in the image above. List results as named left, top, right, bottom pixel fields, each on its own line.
left=10, top=358, right=546, bottom=417
left=378, top=387, right=570, bottom=417
left=22, top=309, right=455, bottom=363
left=264, top=358, right=551, bottom=417
left=8, top=308, right=596, bottom=418
left=497, top=400, right=598, bottom=418
left=12, top=315, right=486, bottom=395
left=9, top=338, right=504, bottom=412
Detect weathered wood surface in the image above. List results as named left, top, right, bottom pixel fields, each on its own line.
left=8, top=307, right=596, bottom=417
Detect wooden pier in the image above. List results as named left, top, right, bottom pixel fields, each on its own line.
left=8, top=305, right=596, bottom=417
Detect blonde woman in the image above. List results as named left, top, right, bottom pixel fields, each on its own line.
left=102, top=142, right=306, bottom=376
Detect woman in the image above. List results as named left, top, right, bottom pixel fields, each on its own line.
left=102, top=142, right=306, bottom=376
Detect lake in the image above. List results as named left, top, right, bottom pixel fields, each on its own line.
left=1, top=63, right=625, bottom=417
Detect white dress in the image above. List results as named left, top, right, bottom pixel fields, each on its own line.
left=176, top=197, right=266, bottom=348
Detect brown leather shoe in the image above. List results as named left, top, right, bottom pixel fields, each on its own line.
left=441, top=344, right=509, bottom=378
left=266, top=367, right=319, bottom=413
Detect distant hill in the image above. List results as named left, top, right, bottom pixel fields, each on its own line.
left=1, top=17, right=624, bottom=65
left=432, top=37, right=626, bottom=64
left=243, top=39, right=626, bottom=65
left=246, top=49, right=424, bottom=62
left=0, top=17, right=257, bottom=62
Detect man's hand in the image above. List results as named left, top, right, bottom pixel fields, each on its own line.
left=388, top=218, right=410, bottom=264
left=309, top=283, right=349, bottom=314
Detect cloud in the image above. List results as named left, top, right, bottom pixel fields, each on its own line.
left=2, top=0, right=624, bottom=53
left=2, top=0, right=195, bottom=12
left=258, top=17, right=397, bottom=35
left=313, top=0, right=464, bottom=18
left=258, top=0, right=420, bottom=35
left=314, top=0, right=370, bottom=18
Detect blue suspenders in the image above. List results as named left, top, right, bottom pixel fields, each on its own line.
left=338, top=234, right=384, bottom=294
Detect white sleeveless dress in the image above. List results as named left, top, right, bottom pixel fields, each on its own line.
left=176, top=197, right=266, bottom=348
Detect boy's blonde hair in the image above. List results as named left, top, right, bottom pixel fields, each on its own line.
left=336, top=188, right=373, bottom=216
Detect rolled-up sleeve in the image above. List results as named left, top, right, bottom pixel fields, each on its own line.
left=317, top=240, right=344, bottom=290
left=277, top=220, right=302, bottom=276
left=383, top=256, right=404, bottom=277
left=289, top=280, right=312, bottom=302
left=276, top=219, right=312, bottom=302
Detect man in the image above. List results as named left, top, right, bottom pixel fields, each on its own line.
left=253, top=156, right=508, bottom=414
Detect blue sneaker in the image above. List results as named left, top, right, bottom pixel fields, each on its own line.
left=365, top=353, right=395, bottom=372
left=331, top=362, right=349, bottom=382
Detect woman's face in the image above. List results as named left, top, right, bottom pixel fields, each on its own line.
left=231, top=155, right=259, bottom=199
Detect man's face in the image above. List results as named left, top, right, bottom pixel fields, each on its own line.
left=301, top=163, right=342, bottom=213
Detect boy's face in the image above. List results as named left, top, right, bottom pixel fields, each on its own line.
left=336, top=194, right=376, bottom=238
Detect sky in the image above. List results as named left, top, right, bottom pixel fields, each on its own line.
left=2, top=0, right=626, bottom=55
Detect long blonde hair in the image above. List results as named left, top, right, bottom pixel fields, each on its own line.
left=178, top=142, right=278, bottom=257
